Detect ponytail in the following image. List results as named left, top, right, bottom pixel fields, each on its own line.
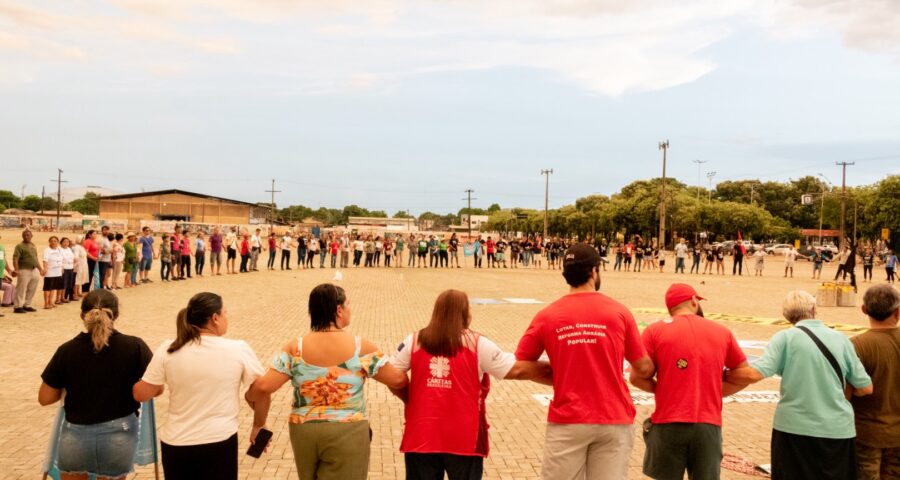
left=84, top=307, right=114, bottom=352
left=80, top=289, right=120, bottom=353
left=168, top=292, right=223, bottom=353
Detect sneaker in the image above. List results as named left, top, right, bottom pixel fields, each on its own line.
left=14, top=307, right=26, bottom=314
left=23, top=306, right=37, bottom=312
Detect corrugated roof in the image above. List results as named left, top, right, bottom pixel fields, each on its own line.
left=100, top=189, right=259, bottom=207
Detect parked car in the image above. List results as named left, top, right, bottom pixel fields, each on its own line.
left=765, top=243, right=794, bottom=255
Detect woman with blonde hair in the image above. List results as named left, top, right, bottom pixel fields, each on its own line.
left=247, top=283, right=408, bottom=480
left=390, top=289, right=552, bottom=479
left=39, top=289, right=153, bottom=480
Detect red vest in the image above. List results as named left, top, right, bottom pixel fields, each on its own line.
left=400, top=333, right=491, bottom=457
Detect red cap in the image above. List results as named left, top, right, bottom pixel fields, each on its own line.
left=665, top=283, right=705, bottom=310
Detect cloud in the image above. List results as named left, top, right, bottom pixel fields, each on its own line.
left=760, top=0, right=900, bottom=55
left=0, top=31, right=85, bottom=59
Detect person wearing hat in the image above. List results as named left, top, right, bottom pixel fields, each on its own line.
left=631, top=283, right=748, bottom=480
left=516, top=243, right=654, bottom=480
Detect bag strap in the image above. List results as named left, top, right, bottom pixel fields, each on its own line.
left=796, top=326, right=845, bottom=388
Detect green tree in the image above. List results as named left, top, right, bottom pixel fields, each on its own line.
left=21, top=195, right=58, bottom=212
left=67, top=192, right=100, bottom=215
left=487, top=203, right=501, bottom=213
left=0, top=190, right=20, bottom=210
left=393, top=210, right=412, bottom=218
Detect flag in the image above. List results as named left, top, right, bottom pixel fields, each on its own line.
left=44, top=400, right=159, bottom=480
left=737, top=230, right=747, bottom=255
left=463, top=244, right=474, bottom=257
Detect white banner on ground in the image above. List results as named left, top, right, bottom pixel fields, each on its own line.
left=532, top=390, right=781, bottom=407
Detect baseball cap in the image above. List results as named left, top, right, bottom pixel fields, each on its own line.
left=665, top=283, right=706, bottom=310
left=563, top=243, right=601, bottom=267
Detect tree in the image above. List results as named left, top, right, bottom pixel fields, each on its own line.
left=393, top=210, right=412, bottom=218
left=0, top=190, right=20, bottom=210
left=21, top=195, right=58, bottom=212
left=67, top=192, right=100, bottom=215
left=487, top=203, right=501, bottom=213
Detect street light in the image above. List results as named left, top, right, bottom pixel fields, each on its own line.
left=706, top=171, right=717, bottom=203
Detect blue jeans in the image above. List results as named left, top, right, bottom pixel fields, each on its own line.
left=58, top=413, right=139, bottom=477
left=675, top=257, right=685, bottom=273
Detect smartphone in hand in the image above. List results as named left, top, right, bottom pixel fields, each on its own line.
left=246, top=428, right=273, bottom=458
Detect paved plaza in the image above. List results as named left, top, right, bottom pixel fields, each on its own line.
left=0, top=233, right=882, bottom=479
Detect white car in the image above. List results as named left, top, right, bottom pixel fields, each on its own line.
left=765, top=244, right=794, bottom=255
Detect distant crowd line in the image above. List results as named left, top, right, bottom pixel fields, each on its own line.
left=1, top=225, right=896, bottom=317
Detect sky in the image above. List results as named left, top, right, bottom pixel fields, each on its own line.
left=1, top=0, right=899, bottom=215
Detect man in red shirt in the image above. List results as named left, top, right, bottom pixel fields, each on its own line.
left=516, top=243, right=654, bottom=479
left=631, top=283, right=748, bottom=480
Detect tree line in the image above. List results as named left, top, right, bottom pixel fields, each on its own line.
left=2, top=175, right=896, bottom=243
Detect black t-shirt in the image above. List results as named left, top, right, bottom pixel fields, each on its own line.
left=449, top=238, right=459, bottom=252
left=510, top=241, right=520, bottom=253
left=496, top=241, right=507, bottom=253
left=42, top=330, right=152, bottom=425
left=298, top=238, right=307, bottom=249
left=522, top=241, right=532, bottom=251
left=635, top=247, right=644, bottom=257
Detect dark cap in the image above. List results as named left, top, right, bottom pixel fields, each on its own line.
left=563, top=243, right=601, bottom=267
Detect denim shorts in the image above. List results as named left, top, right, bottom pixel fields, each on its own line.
left=58, top=413, right=138, bottom=478
left=140, top=257, right=152, bottom=271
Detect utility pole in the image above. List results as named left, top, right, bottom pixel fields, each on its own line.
left=706, top=171, right=716, bottom=203
left=41, top=185, right=45, bottom=215
left=836, top=161, right=854, bottom=247
left=541, top=169, right=553, bottom=240
left=462, top=189, right=476, bottom=238
left=51, top=169, right=67, bottom=230
left=693, top=159, right=707, bottom=202
left=264, top=179, right=281, bottom=230
left=658, top=140, right=669, bottom=249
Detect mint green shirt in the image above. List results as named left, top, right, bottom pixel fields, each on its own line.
left=752, top=320, right=871, bottom=439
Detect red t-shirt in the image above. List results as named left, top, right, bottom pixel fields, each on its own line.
left=641, top=314, right=746, bottom=426
left=84, top=238, right=99, bottom=259
left=330, top=242, right=339, bottom=255
left=486, top=240, right=495, bottom=254
left=516, top=292, right=646, bottom=424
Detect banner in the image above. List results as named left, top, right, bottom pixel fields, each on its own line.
left=463, top=244, right=474, bottom=257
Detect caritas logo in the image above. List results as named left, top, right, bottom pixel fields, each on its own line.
left=427, top=357, right=452, bottom=389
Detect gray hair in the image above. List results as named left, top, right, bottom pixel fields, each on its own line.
left=783, top=290, right=817, bottom=324
left=863, top=285, right=900, bottom=322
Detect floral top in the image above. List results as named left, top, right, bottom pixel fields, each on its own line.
left=273, top=335, right=387, bottom=424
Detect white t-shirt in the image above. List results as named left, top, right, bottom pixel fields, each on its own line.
left=43, top=247, right=64, bottom=277
left=353, top=240, right=364, bottom=251
left=785, top=250, right=798, bottom=264
left=675, top=243, right=688, bottom=258
left=281, top=235, right=292, bottom=250
left=61, top=247, right=75, bottom=269
left=142, top=336, right=266, bottom=446
left=389, top=333, right=515, bottom=379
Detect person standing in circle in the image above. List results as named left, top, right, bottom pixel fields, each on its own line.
left=391, top=290, right=552, bottom=479
left=516, top=244, right=654, bottom=480
left=39, top=290, right=153, bottom=480
left=133, top=292, right=271, bottom=480
left=246, top=284, right=409, bottom=480
left=42, top=235, right=64, bottom=309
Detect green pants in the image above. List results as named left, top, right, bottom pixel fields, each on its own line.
left=289, top=420, right=371, bottom=480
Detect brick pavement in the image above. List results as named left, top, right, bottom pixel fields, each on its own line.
left=0, top=240, right=872, bottom=479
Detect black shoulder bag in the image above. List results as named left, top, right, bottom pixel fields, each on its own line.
left=796, top=326, right=845, bottom=389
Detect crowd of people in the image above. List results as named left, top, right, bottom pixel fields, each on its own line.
left=34, top=237, right=900, bottom=480
left=2, top=225, right=897, bottom=319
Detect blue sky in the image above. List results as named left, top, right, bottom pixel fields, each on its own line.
left=1, top=0, right=899, bottom=214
